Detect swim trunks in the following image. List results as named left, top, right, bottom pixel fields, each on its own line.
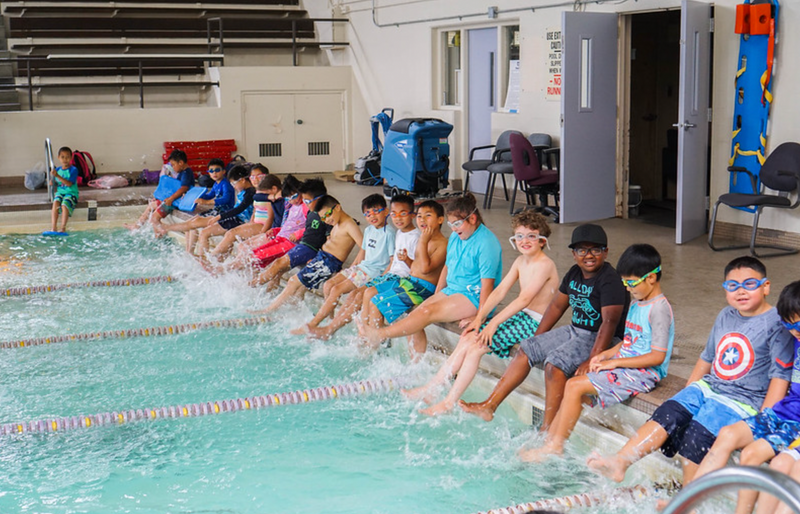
left=366, top=273, right=401, bottom=288
left=341, top=265, right=371, bottom=288
left=287, top=243, right=318, bottom=269
left=372, top=276, right=436, bottom=324
left=745, top=408, right=800, bottom=454
left=482, top=309, right=542, bottom=358
left=297, top=250, right=343, bottom=290
left=53, top=190, right=78, bottom=216
left=253, top=236, right=296, bottom=268
left=587, top=366, right=661, bottom=409
left=219, top=216, right=244, bottom=231
left=440, top=284, right=481, bottom=309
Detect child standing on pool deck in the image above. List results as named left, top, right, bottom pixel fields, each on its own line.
left=291, top=194, right=395, bottom=336
left=460, top=224, right=628, bottom=427
left=304, top=194, right=419, bottom=340
left=519, top=243, right=673, bottom=461
left=361, top=193, right=502, bottom=357
left=403, top=210, right=558, bottom=416
left=587, top=256, right=793, bottom=486
left=690, top=280, right=800, bottom=514
left=50, top=146, right=79, bottom=234
left=251, top=178, right=328, bottom=290
left=358, top=200, right=448, bottom=345
left=256, top=195, right=362, bottom=315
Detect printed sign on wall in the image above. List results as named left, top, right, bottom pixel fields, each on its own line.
left=546, top=28, right=562, bottom=101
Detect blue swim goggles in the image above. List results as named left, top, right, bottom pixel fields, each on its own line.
left=781, top=320, right=800, bottom=332
left=722, top=277, right=767, bottom=292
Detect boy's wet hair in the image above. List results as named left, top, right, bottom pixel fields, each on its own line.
left=281, top=174, right=302, bottom=197
left=724, top=256, right=766, bottom=278
left=447, top=192, right=483, bottom=224
left=258, top=174, right=281, bottom=191
left=511, top=210, right=551, bottom=239
left=777, top=281, right=800, bottom=322
left=418, top=199, right=444, bottom=218
left=617, top=244, right=662, bottom=281
left=299, top=178, right=327, bottom=198
left=362, top=193, right=387, bottom=211
left=168, top=149, right=188, bottom=164
left=208, top=158, right=225, bottom=170
left=228, top=165, right=250, bottom=182
left=391, top=194, right=415, bottom=212
left=58, top=146, right=72, bottom=156
left=252, top=163, right=269, bottom=175
left=315, top=195, right=340, bottom=212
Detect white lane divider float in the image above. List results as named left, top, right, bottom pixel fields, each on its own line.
left=472, top=485, right=651, bottom=513
left=1, top=275, right=176, bottom=297
left=0, top=316, right=270, bottom=349
left=1, top=378, right=406, bottom=436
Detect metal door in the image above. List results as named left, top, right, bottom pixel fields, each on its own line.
left=243, top=93, right=295, bottom=172
left=560, top=12, right=618, bottom=223
left=675, top=0, right=711, bottom=244
left=294, top=93, right=345, bottom=173
left=466, top=27, right=497, bottom=194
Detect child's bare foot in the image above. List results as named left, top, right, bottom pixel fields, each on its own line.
left=307, top=325, right=333, bottom=341
left=458, top=400, right=495, bottom=422
left=401, top=386, right=438, bottom=404
left=419, top=400, right=454, bottom=417
left=123, top=222, right=141, bottom=231
left=519, top=443, right=563, bottom=463
left=290, top=324, right=309, bottom=336
left=586, top=452, right=627, bottom=483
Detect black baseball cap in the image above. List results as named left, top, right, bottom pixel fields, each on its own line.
left=568, top=224, right=608, bottom=248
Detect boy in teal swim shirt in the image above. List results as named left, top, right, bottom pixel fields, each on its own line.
left=50, top=146, right=79, bottom=234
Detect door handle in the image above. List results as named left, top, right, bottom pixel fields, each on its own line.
left=489, top=52, right=495, bottom=108
left=296, top=119, right=304, bottom=125
left=672, top=121, right=697, bottom=130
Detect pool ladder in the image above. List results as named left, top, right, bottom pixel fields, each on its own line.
left=663, top=466, right=800, bottom=514
left=44, top=137, right=55, bottom=202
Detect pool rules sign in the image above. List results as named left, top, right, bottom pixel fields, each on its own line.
left=546, top=28, right=562, bottom=101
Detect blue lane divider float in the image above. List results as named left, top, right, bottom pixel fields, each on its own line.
left=1, top=275, right=176, bottom=297
left=0, top=315, right=269, bottom=349
left=0, top=378, right=406, bottom=436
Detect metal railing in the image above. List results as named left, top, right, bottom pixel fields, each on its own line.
left=44, top=137, right=55, bottom=202
left=0, top=54, right=224, bottom=110
left=205, top=17, right=349, bottom=66
left=663, top=466, right=800, bottom=514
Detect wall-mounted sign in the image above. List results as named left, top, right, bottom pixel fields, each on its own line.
left=546, top=28, right=562, bottom=101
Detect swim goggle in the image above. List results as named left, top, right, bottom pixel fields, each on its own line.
left=508, top=233, right=550, bottom=251
left=722, top=277, right=767, bottom=292
left=621, top=266, right=661, bottom=288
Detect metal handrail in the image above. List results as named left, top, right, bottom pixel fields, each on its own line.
left=44, top=138, right=55, bottom=203
left=663, top=466, right=800, bottom=514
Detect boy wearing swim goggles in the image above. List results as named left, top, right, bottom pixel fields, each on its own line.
left=589, top=256, right=793, bottom=490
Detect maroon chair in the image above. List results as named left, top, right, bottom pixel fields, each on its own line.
left=509, top=132, right=559, bottom=221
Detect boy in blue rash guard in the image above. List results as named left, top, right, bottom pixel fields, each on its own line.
left=149, top=149, right=194, bottom=236
left=461, top=224, right=629, bottom=427
left=193, top=165, right=255, bottom=257
left=196, top=159, right=235, bottom=216
left=49, top=146, right=79, bottom=234
left=362, top=193, right=502, bottom=357
left=692, top=280, right=800, bottom=514
left=588, top=256, right=793, bottom=487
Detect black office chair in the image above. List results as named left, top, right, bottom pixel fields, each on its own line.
left=461, top=130, right=522, bottom=201
left=708, top=142, right=800, bottom=257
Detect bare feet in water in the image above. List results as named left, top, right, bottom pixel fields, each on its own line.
left=458, top=399, right=495, bottom=422
left=306, top=324, right=333, bottom=341
left=518, top=443, right=563, bottom=463
left=123, top=222, right=142, bottom=231
left=401, top=385, right=437, bottom=405
left=586, top=451, right=627, bottom=483
left=419, top=400, right=454, bottom=417
left=289, top=324, right=309, bottom=336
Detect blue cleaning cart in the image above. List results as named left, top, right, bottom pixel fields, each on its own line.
left=380, top=118, right=453, bottom=198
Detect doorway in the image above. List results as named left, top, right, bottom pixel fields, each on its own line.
left=627, top=10, right=682, bottom=228
left=466, top=27, right=498, bottom=195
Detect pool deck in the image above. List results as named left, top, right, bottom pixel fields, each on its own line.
left=2, top=174, right=798, bottom=482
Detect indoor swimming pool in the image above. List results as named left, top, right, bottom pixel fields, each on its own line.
left=0, top=229, right=669, bottom=513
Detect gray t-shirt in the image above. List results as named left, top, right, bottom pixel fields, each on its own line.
left=700, top=306, right=794, bottom=410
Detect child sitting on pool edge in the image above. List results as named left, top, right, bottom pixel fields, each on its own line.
left=49, top=146, right=79, bottom=234
left=519, top=243, right=673, bottom=460
left=255, top=195, right=362, bottom=315
left=361, top=193, right=502, bottom=357
left=403, top=210, right=558, bottom=416
left=290, top=193, right=395, bottom=336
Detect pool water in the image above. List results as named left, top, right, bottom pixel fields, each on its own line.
left=0, top=229, right=664, bottom=513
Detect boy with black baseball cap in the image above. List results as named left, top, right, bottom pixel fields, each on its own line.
left=462, top=223, right=629, bottom=431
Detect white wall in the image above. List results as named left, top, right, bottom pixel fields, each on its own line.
left=0, top=65, right=368, bottom=177
left=305, top=0, right=800, bottom=234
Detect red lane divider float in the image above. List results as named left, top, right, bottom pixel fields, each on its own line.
left=2, top=275, right=176, bottom=297
left=472, top=485, right=651, bottom=513
left=0, top=316, right=269, bottom=349
left=0, top=378, right=406, bottom=436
